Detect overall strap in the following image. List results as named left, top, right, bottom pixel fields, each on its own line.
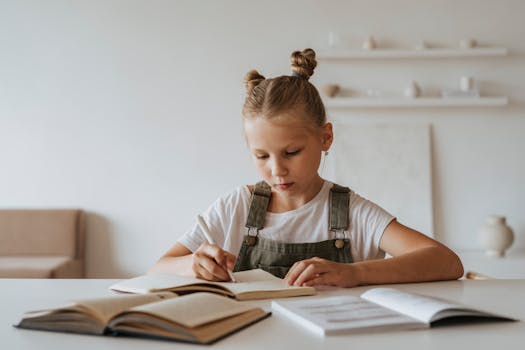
left=245, top=181, right=272, bottom=230
left=329, top=184, right=350, bottom=231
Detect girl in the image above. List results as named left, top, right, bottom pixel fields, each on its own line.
left=150, top=48, right=464, bottom=287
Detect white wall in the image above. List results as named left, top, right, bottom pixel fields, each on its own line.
left=1, top=0, right=524, bottom=277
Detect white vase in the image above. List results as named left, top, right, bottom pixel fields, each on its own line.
left=459, top=38, right=477, bottom=49
left=403, top=80, right=421, bottom=98
left=460, top=76, right=474, bottom=92
left=415, top=40, right=429, bottom=50
left=362, top=36, right=376, bottom=50
left=478, top=215, right=514, bottom=258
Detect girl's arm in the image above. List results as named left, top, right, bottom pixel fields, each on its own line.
left=148, top=242, right=236, bottom=282
left=148, top=243, right=194, bottom=276
left=284, top=220, right=464, bottom=287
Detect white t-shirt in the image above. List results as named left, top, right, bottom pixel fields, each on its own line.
left=178, top=181, right=395, bottom=262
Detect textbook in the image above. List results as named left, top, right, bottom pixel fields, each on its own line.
left=110, top=268, right=316, bottom=301
left=15, top=292, right=269, bottom=344
left=271, top=287, right=515, bottom=336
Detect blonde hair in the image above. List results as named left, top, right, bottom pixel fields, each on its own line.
left=242, top=48, right=326, bottom=129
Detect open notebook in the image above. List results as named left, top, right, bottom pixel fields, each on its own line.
left=110, top=269, right=315, bottom=301
left=272, top=287, right=516, bottom=336
left=15, top=292, right=269, bottom=344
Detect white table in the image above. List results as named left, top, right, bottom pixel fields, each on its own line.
left=2, top=278, right=524, bottom=349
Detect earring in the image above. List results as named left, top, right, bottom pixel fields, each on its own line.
left=324, top=151, right=329, bottom=156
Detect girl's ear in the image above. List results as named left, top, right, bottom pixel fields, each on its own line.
left=321, top=122, right=334, bottom=151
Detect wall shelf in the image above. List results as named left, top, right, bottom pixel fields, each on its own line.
left=325, top=97, right=509, bottom=108
left=318, top=47, right=508, bottom=60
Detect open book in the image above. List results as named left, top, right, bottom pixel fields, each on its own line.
left=15, top=292, right=269, bottom=344
left=272, top=287, right=516, bottom=336
left=110, top=268, right=315, bottom=301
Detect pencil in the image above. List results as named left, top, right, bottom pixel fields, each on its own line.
left=197, top=214, right=237, bottom=283
left=465, top=271, right=492, bottom=280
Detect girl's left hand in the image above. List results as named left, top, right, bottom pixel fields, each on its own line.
left=284, top=257, right=358, bottom=288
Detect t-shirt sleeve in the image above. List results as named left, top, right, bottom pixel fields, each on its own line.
left=177, top=221, right=208, bottom=253
left=348, top=191, right=396, bottom=262
left=177, top=187, right=244, bottom=253
left=177, top=203, right=228, bottom=253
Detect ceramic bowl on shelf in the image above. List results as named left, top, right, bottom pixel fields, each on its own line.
left=459, top=38, right=478, bottom=49
left=321, top=84, right=341, bottom=98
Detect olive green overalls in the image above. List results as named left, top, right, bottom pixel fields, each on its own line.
left=233, top=181, right=354, bottom=278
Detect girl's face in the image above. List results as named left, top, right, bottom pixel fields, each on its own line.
left=244, top=113, right=332, bottom=198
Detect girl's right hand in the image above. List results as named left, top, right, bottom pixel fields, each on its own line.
left=192, top=243, right=237, bottom=281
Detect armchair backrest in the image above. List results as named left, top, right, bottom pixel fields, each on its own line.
left=0, top=209, right=85, bottom=258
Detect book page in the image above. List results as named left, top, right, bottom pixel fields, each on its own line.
left=72, top=292, right=177, bottom=323
left=361, top=288, right=466, bottom=324
left=17, top=292, right=177, bottom=335
left=125, top=292, right=257, bottom=328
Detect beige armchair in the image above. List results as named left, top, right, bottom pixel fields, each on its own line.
left=0, top=209, right=85, bottom=278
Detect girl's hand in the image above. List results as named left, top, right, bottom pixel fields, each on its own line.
left=192, top=243, right=237, bottom=281
left=284, top=257, right=359, bottom=288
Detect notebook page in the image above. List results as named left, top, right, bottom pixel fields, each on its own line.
left=272, top=295, right=424, bottom=336
left=110, top=274, right=211, bottom=293
left=110, top=269, right=311, bottom=297
left=361, top=288, right=463, bottom=324
left=232, top=269, right=282, bottom=282
left=213, top=269, right=313, bottom=297
left=216, top=269, right=289, bottom=294
left=110, top=269, right=275, bottom=294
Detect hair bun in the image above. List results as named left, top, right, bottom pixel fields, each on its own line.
left=244, top=69, right=266, bottom=93
left=290, top=48, right=317, bottom=80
